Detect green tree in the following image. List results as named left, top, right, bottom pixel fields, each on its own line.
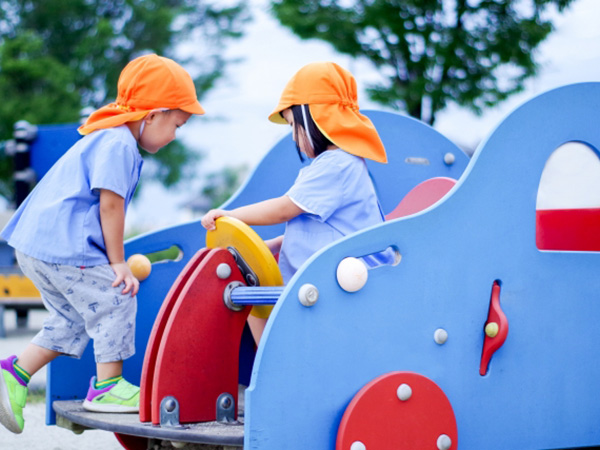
left=0, top=0, right=249, bottom=200
left=270, top=0, right=575, bottom=124
left=200, top=164, right=249, bottom=210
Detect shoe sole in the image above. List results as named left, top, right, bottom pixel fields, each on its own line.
left=82, top=399, right=139, bottom=413
left=0, top=372, right=23, bottom=433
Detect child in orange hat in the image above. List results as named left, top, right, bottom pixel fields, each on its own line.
left=0, top=54, right=204, bottom=433
left=201, top=62, right=391, bottom=341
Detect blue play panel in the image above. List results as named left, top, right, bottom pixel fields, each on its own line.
left=20, top=84, right=600, bottom=449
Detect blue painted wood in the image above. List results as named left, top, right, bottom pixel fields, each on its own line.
left=28, top=123, right=82, bottom=181
left=245, top=83, right=600, bottom=449
left=363, top=110, right=468, bottom=214
left=44, top=110, right=469, bottom=425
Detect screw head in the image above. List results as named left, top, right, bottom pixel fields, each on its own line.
left=434, top=328, right=448, bottom=345
left=246, top=273, right=258, bottom=286
left=298, top=283, right=319, bottom=307
left=397, top=383, right=412, bottom=401
left=350, top=441, right=366, bottom=450
left=444, top=152, right=455, bottom=165
left=216, top=263, right=232, bottom=279
left=437, top=434, right=452, bottom=450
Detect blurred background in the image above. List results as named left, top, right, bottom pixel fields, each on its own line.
left=0, top=0, right=598, bottom=235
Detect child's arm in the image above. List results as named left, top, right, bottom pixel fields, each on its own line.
left=99, top=189, right=139, bottom=296
left=201, top=196, right=303, bottom=230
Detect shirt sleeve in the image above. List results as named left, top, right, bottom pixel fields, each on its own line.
left=88, top=137, right=136, bottom=199
left=286, top=154, right=345, bottom=222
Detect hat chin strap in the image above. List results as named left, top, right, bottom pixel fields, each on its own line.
left=138, top=120, right=146, bottom=140
left=301, top=104, right=315, bottom=152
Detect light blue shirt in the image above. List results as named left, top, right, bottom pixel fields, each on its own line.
left=278, top=149, right=388, bottom=283
left=1, top=126, right=143, bottom=266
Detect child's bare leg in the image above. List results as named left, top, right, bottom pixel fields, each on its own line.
left=16, top=343, right=61, bottom=377
left=97, top=360, right=123, bottom=381
left=247, top=315, right=268, bottom=345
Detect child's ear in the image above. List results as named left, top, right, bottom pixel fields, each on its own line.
left=145, top=111, right=159, bottom=123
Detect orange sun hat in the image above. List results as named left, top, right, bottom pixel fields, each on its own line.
left=78, top=54, right=205, bottom=135
left=268, top=62, right=387, bottom=163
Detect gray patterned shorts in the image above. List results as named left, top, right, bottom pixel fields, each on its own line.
left=16, top=251, right=136, bottom=363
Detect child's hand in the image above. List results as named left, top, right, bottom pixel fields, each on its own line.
left=201, top=209, right=228, bottom=230
left=110, top=261, right=140, bottom=296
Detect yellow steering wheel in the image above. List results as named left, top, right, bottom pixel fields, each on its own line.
left=206, top=216, right=283, bottom=318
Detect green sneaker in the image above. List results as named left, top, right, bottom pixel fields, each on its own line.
left=0, top=355, right=28, bottom=433
left=83, top=376, right=140, bottom=413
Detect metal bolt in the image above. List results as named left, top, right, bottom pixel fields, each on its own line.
left=298, top=283, right=319, bottom=307
left=164, top=398, right=176, bottom=412
left=216, top=263, right=232, bottom=279
left=246, top=273, right=258, bottom=286
left=434, top=328, right=448, bottom=345
left=397, top=383, right=412, bottom=401
left=350, top=441, right=366, bottom=450
left=220, top=396, right=232, bottom=409
left=437, top=434, right=452, bottom=450
left=443, top=152, right=455, bottom=165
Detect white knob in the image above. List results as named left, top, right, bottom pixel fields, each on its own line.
left=336, top=257, right=368, bottom=292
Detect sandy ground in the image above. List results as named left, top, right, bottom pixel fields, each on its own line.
left=0, top=309, right=124, bottom=449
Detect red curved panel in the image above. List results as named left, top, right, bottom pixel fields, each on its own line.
left=337, top=372, right=457, bottom=450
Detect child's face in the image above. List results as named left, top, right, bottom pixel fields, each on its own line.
left=282, top=108, right=314, bottom=158
left=139, top=109, right=192, bottom=153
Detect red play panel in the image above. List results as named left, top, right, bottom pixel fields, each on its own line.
left=386, top=177, right=456, bottom=220
left=139, top=248, right=211, bottom=422
left=536, top=208, right=600, bottom=251
left=150, top=248, right=250, bottom=425
left=337, top=372, right=457, bottom=450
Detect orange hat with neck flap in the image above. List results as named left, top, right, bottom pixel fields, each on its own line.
left=268, top=62, right=387, bottom=163
left=78, top=54, right=205, bottom=135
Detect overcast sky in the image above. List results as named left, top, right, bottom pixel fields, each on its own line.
left=126, top=0, right=600, bottom=232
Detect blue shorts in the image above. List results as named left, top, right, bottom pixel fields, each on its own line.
left=16, top=251, right=137, bottom=363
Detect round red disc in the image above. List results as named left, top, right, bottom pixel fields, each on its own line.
left=336, top=372, right=457, bottom=450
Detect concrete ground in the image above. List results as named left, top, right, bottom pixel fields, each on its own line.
left=0, top=308, right=124, bottom=449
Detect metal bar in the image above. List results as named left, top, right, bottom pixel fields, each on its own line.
left=230, top=286, right=284, bottom=305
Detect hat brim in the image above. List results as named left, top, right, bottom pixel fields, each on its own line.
left=179, top=100, right=205, bottom=115
left=268, top=104, right=290, bottom=124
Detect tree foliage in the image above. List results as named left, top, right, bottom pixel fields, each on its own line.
left=0, top=0, right=249, bottom=200
left=270, top=0, right=575, bottom=124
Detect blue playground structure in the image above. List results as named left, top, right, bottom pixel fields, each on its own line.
left=14, top=83, right=600, bottom=449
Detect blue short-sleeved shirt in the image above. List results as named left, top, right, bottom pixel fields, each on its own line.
left=278, top=149, right=389, bottom=283
left=1, top=126, right=143, bottom=266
